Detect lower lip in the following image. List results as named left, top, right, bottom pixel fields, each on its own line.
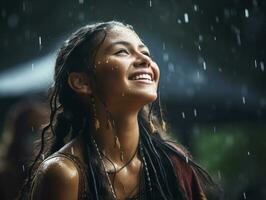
left=130, top=79, right=154, bottom=84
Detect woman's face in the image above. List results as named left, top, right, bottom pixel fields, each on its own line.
left=93, top=25, right=160, bottom=112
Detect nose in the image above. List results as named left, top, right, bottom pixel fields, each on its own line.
left=133, top=53, right=151, bottom=68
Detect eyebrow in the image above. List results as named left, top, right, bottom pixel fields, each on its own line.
left=105, top=40, right=148, bottom=52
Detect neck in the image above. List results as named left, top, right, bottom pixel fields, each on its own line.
left=92, top=105, right=140, bottom=164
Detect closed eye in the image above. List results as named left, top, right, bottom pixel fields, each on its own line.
left=115, top=49, right=129, bottom=56
left=142, top=51, right=151, bottom=57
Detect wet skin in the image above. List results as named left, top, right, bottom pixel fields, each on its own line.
left=32, top=26, right=160, bottom=200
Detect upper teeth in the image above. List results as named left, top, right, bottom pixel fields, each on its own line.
left=131, top=74, right=152, bottom=81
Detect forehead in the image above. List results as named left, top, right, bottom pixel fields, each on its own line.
left=103, top=26, right=144, bottom=46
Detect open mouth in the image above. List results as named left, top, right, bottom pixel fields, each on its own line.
left=128, top=73, right=154, bottom=83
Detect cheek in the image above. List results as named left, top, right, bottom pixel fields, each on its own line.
left=95, top=61, right=128, bottom=93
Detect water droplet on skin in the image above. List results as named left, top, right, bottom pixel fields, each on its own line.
left=181, top=112, right=185, bottom=119
left=184, top=13, right=189, bottom=23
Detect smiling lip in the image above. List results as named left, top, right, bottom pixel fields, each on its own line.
left=130, top=79, right=154, bottom=84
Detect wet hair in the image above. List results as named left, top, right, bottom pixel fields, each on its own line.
left=19, top=21, right=216, bottom=199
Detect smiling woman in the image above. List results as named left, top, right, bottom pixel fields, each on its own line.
left=19, top=21, right=215, bottom=200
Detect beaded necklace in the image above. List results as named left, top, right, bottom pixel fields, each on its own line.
left=92, top=137, right=152, bottom=199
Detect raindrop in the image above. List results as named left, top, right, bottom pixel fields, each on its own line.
left=198, top=35, right=203, bottom=42
left=244, top=9, right=249, bottom=18
left=105, top=60, right=109, bottom=63
left=242, top=96, right=246, bottom=104
left=149, top=0, right=152, bottom=7
left=97, top=61, right=101, bottom=64
left=217, top=170, right=221, bottom=180
left=181, top=112, right=185, bottom=119
left=215, top=16, right=219, bottom=23
left=236, top=34, right=241, bottom=46
left=214, top=36, right=217, bottom=41
left=254, top=59, right=257, bottom=68
left=71, top=147, right=75, bottom=155
left=184, top=13, right=189, bottom=23
left=31, top=126, right=34, bottom=132
left=177, top=19, right=182, bottom=24
left=193, top=109, right=197, bottom=117
left=31, top=63, right=34, bottom=71
left=22, top=165, right=25, bottom=172
left=162, top=42, right=166, bottom=50
left=196, top=71, right=200, bottom=79
left=193, top=5, right=198, bottom=12
left=243, top=192, right=247, bottom=199
left=38, top=36, right=42, bottom=50
left=198, top=45, right=201, bottom=51
left=122, top=92, right=125, bottom=97
left=22, top=2, right=26, bottom=12
left=168, top=63, right=175, bottom=72
left=213, top=126, right=216, bottom=133
left=203, top=61, right=207, bottom=70
left=260, top=62, right=264, bottom=72
left=247, top=151, right=250, bottom=156
left=185, top=156, right=189, bottom=163
left=41, top=154, right=45, bottom=160
left=163, top=53, right=169, bottom=62
left=79, top=0, right=84, bottom=4
left=218, top=68, right=223, bottom=72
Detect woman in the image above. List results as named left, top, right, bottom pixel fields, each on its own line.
left=20, top=21, right=214, bottom=200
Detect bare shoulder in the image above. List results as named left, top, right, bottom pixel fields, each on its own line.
left=31, top=156, right=79, bottom=200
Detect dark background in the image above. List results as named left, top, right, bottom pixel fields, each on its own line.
left=0, top=0, right=265, bottom=199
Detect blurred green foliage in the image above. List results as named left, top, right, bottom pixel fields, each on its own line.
left=191, top=122, right=266, bottom=199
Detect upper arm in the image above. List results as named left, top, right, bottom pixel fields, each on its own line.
left=31, top=157, right=79, bottom=200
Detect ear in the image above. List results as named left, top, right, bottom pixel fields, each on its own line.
left=68, top=72, right=92, bottom=95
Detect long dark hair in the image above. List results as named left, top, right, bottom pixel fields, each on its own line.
left=19, top=21, right=216, bottom=200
